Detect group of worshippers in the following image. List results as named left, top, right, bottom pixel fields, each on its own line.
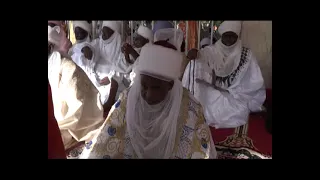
left=48, top=20, right=265, bottom=159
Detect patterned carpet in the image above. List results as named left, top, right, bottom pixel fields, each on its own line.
left=211, top=114, right=272, bottom=159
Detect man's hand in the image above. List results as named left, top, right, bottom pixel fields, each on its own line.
left=121, top=43, right=135, bottom=55
left=187, top=49, right=198, bottom=60
left=81, top=46, right=93, bottom=60
left=99, top=77, right=110, bottom=85
left=122, top=43, right=139, bottom=63
left=103, top=78, right=119, bottom=115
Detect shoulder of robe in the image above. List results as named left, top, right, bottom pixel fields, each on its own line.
left=183, top=88, right=201, bottom=107
left=242, top=46, right=253, bottom=58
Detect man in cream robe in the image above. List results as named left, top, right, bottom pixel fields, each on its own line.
left=183, top=21, right=266, bottom=129
left=80, top=41, right=217, bottom=159
left=48, top=27, right=104, bottom=150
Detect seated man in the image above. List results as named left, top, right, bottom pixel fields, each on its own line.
left=123, top=25, right=153, bottom=63
left=68, top=21, right=96, bottom=80
left=80, top=41, right=217, bottom=159
left=48, top=27, right=105, bottom=150
left=186, top=21, right=266, bottom=129
left=121, top=25, right=153, bottom=84
left=81, top=21, right=132, bottom=114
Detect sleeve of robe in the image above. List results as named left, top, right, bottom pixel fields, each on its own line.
left=57, top=58, right=104, bottom=148
left=197, top=52, right=266, bottom=129
left=79, top=91, right=127, bottom=159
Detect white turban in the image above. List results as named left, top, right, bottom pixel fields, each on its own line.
left=73, top=21, right=92, bottom=34
left=102, top=21, right=122, bottom=34
left=154, top=28, right=184, bottom=52
left=138, top=44, right=183, bottom=81
left=218, top=21, right=242, bottom=36
left=137, top=25, right=153, bottom=43
left=200, top=37, right=210, bottom=47
left=48, top=26, right=61, bottom=46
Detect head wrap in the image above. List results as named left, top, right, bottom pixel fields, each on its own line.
left=137, top=25, right=153, bottom=43
left=73, top=21, right=92, bottom=34
left=200, top=37, right=210, bottom=47
left=218, top=21, right=242, bottom=36
left=154, top=28, right=184, bottom=52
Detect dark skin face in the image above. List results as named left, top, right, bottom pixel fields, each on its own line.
left=133, top=34, right=149, bottom=48
left=221, top=31, right=238, bottom=46
left=140, top=74, right=174, bottom=105
left=102, top=26, right=114, bottom=40
left=74, top=27, right=88, bottom=41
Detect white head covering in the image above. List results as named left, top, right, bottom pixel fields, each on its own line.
left=102, top=21, right=122, bottom=34
left=138, top=44, right=182, bottom=81
left=137, top=25, right=153, bottom=43
left=94, top=21, right=131, bottom=80
left=200, top=37, right=210, bottom=47
left=73, top=21, right=92, bottom=34
left=207, top=21, right=242, bottom=77
left=218, top=21, right=242, bottom=36
left=48, top=26, right=61, bottom=46
left=154, top=28, right=184, bottom=52
left=126, top=43, right=183, bottom=159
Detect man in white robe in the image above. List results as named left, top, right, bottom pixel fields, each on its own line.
left=184, top=21, right=266, bottom=129
left=80, top=41, right=217, bottom=159
left=123, top=25, right=153, bottom=84
left=48, top=27, right=104, bottom=150
left=67, top=21, right=100, bottom=89
left=81, top=21, right=132, bottom=114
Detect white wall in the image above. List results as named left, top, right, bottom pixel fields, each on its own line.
left=240, top=21, right=272, bottom=89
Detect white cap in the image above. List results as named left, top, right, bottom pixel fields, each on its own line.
left=102, top=21, right=122, bottom=34
left=200, top=37, right=210, bottom=47
left=154, top=28, right=184, bottom=52
left=138, top=44, right=182, bottom=81
left=218, top=21, right=242, bottom=36
left=137, top=25, right=153, bottom=43
left=73, top=21, right=92, bottom=34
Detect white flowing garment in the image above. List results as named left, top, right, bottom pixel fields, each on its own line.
left=126, top=73, right=183, bottom=158
left=126, top=44, right=183, bottom=158
left=184, top=45, right=266, bottom=128
left=88, top=29, right=132, bottom=104
left=48, top=51, right=104, bottom=149
left=182, top=21, right=266, bottom=129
